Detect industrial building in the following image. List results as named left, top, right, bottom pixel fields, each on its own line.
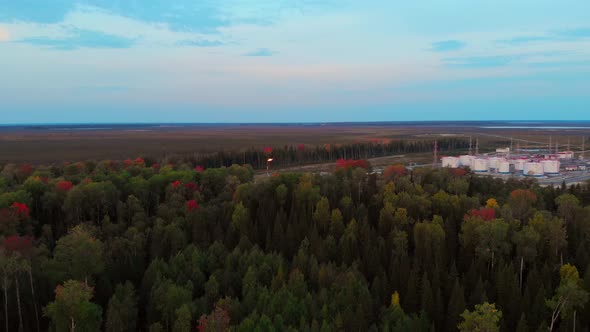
left=440, top=147, right=588, bottom=178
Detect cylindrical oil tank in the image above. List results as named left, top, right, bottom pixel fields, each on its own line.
left=488, top=157, right=499, bottom=170
left=498, top=161, right=510, bottom=174
left=459, top=155, right=474, bottom=167
left=514, top=159, right=527, bottom=172
left=541, top=160, right=560, bottom=175
left=524, top=162, right=544, bottom=177
left=473, top=159, right=489, bottom=173
left=488, top=157, right=506, bottom=170
left=441, top=156, right=460, bottom=168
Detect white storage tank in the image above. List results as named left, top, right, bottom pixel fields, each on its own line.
left=514, top=159, right=527, bottom=172
left=557, top=151, right=574, bottom=159
left=524, top=162, right=544, bottom=177
left=459, top=155, right=474, bottom=167
left=441, top=156, right=460, bottom=168
left=541, top=160, right=560, bottom=175
left=473, top=159, right=489, bottom=173
left=488, top=157, right=506, bottom=170
left=498, top=161, right=510, bottom=174
left=488, top=157, right=499, bottom=170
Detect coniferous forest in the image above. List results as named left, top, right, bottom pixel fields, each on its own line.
left=2, top=157, right=590, bottom=331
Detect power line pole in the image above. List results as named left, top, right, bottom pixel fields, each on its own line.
left=475, top=138, right=479, bottom=156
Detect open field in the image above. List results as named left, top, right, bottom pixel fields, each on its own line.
left=1, top=122, right=589, bottom=164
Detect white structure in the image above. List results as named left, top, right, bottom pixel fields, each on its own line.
left=459, top=155, right=475, bottom=167
left=498, top=161, right=510, bottom=174
left=473, top=159, right=489, bottom=173
left=513, top=159, right=527, bottom=173
left=441, top=156, right=460, bottom=168
left=524, top=162, right=544, bottom=177
left=496, top=148, right=510, bottom=154
left=488, top=157, right=506, bottom=170
left=557, top=151, right=575, bottom=159
left=541, top=160, right=560, bottom=175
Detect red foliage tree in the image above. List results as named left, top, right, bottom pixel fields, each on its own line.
left=56, top=180, right=74, bottom=192
left=464, top=208, right=496, bottom=222
left=123, top=159, right=134, bottom=167
left=134, top=157, right=145, bottom=166
left=451, top=168, right=467, bottom=177
left=186, top=199, right=199, bottom=212
left=11, top=202, right=30, bottom=219
left=171, top=180, right=182, bottom=188
left=151, top=163, right=161, bottom=170
left=184, top=183, right=198, bottom=192
left=263, top=146, right=273, bottom=154
left=384, top=164, right=406, bottom=179
left=510, top=189, right=537, bottom=204
left=2, top=235, right=33, bottom=253
left=197, top=305, right=230, bottom=332
left=20, top=164, right=33, bottom=177
left=297, top=143, right=305, bottom=151
left=335, top=159, right=369, bottom=170
left=195, top=165, right=205, bottom=173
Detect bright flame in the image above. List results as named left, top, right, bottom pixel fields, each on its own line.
left=267, top=158, right=273, bottom=162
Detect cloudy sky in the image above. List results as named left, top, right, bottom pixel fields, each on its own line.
left=1, top=1, right=589, bottom=123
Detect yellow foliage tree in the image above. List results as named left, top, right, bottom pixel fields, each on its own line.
left=391, top=291, right=401, bottom=307
left=486, top=198, right=499, bottom=209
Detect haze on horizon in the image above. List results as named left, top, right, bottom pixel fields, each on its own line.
left=1, top=1, right=589, bottom=124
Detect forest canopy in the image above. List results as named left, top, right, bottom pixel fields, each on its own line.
left=1, top=157, right=590, bottom=331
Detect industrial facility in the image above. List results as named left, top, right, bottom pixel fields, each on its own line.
left=440, top=137, right=589, bottom=182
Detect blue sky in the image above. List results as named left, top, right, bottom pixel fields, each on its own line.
left=0, top=0, right=589, bottom=123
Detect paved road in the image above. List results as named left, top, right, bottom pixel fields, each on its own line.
left=538, top=171, right=590, bottom=186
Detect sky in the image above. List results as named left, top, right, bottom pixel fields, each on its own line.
left=0, top=0, right=589, bottom=123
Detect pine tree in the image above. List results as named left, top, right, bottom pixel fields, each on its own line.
left=404, top=267, right=420, bottom=313
left=515, top=313, right=528, bottom=332
left=446, top=278, right=466, bottom=331
left=420, top=273, right=434, bottom=320
left=468, top=277, right=486, bottom=308
left=434, top=287, right=445, bottom=330
left=529, top=285, right=547, bottom=331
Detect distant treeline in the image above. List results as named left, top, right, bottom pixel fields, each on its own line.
left=173, top=138, right=470, bottom=170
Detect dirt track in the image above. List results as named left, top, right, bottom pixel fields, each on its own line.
left=253, top=153, right=436, bottom=179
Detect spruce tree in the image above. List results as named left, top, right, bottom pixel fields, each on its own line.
left=515, top=313, right=528, bottom=332
left=446, top=278, right=466, bottom=331
left=420, top=273, right=434, bottom=320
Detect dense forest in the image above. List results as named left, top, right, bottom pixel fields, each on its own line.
left=163, top=138, right=470, bottom=170
left=1, top=155, right=590, bottom=331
